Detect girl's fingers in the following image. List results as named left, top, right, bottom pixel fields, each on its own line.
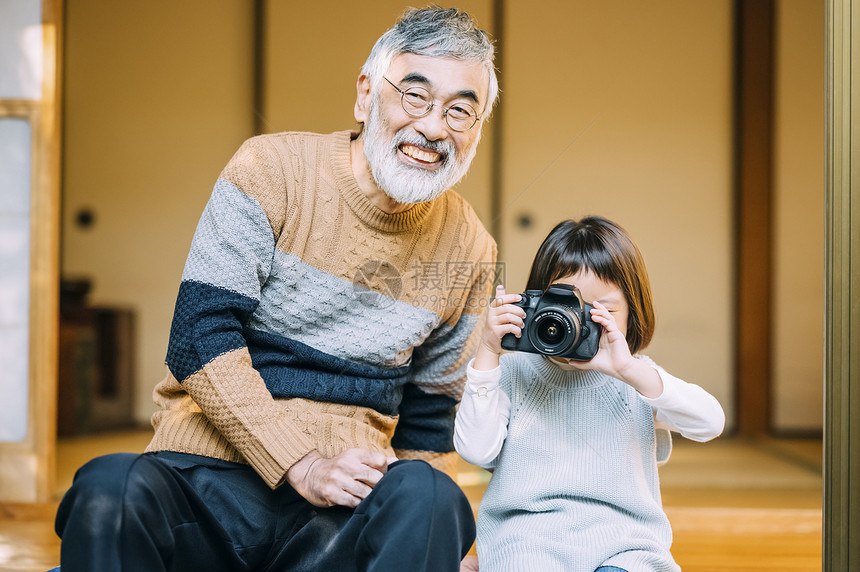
left=491, top=317, right=523, bottom=332
left=494, top=295, right=522, bottom=307
left=498, top=323, right=522, bottom=338
left=589, top=310, right=610, bottom=325
left=590, top=301, right=609, bottom=315
left=590, top=309, right=619, bottom=335
left=490, top=312, right=525, bottom=329
left=490, top=283, right=521, bottom=309
left=502, top=310, right=526, bottom=324
left=490, top=304, right=526, bottom=322
left=491, top=285, right=508, bottom=308
left=589, top=303, right=613, bottom=322
left=591, top=301, right=614, bottom=321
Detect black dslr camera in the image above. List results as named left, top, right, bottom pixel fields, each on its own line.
left=500, top=283, right=600, bottom=361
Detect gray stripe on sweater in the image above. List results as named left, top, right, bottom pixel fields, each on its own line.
left=181, top=179, right=274, bottom=301
left=248, top=250, right=443, bottom=370
left=410, top=315, right=480, bottom=397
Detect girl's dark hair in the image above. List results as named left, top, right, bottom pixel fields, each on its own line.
left=525, top=216, right=655, bottom=354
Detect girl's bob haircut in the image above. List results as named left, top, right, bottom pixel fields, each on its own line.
left=524, top=216, right=656, bottom=354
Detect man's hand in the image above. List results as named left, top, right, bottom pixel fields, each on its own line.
left=460, top=555, right=480, bottom=571
left=286, top=448, right=394, bottom=508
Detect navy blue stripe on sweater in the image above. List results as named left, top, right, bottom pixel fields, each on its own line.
left=166, top=279, right=260, bottom=382
left=166, top=279, right=458, bottom=450
left=167, top=279, right=413, bottom=416
left=245, top=329, right=410, bottom=416
left=391, top=383, right=458, bottom=453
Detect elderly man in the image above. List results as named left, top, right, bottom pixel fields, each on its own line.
left=55, top=6, right=498, bottom=572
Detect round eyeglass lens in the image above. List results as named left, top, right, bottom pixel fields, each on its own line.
left=445, top=104, right=478, bottom=131
left=401, top=88, right=432, bottom=115
left=399, top=87, right=478, bottom=132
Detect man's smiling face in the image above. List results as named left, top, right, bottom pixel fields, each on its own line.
left=358, top=53, right=489, bottom=204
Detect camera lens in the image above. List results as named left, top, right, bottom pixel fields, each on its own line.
left=537, top=318, right=565, bottom=345
left=529, top=309, right=578, bottom=355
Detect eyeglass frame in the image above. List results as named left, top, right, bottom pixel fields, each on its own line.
left=382, top=76, right=482, bottom=132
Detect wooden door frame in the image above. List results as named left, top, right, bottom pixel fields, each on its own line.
left=733, top=0, right=775, bottom=436
left=0, top=0, right=62, bottom=504
left=824, top=0, right=859, bottom=567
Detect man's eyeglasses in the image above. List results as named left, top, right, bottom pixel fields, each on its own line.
left=383, top=76, right=481, bottom=132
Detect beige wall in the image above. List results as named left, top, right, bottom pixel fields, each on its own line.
left=62, top=1, right=255, bottom=423
left=772, top=0, right=825, bottom=432
left=498, top=1, right=735, bottom=423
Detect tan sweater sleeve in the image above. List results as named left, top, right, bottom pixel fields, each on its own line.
left=157, top=137, right=318, bottom=488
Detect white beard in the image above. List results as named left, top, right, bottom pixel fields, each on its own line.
left=362, top=97, right=479, bottom=204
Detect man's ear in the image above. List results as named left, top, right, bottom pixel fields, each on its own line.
left=354, top=74, right=371, bottom=123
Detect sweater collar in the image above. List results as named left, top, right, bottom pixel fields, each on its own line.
left=524, top=354, right=609, bottom=392
left=329, top=130, right=436, bottom=233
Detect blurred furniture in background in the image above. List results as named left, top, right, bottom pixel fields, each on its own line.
left=58, top=279, right=136, bottom=436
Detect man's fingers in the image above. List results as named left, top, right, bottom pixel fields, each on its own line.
left=346, top=480, right=373, bottom=501
left=321, top=485, right=364, bottom=509
left=315, top=471, right=374, bottom=507
left=341, top=448, right=388, bottom=471
left=298, top=449, right=398, bottom=508
left=356, top=467, right=385, bottom=487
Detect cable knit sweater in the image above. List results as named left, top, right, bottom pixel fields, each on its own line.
left=455, top=353, right=725, bottom=572
left=146, top=130, right=497, bottom=488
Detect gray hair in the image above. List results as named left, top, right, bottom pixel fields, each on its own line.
left=361, top=6, right=499, bottom=117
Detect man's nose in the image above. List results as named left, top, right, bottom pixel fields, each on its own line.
left=413, top=106, right=449, bottom=141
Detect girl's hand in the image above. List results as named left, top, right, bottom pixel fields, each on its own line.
left=569, top=301, right=663, bottom=398
left=474, top=285, right=525, bottom=370
left=568, top=300, right=635, bottom=378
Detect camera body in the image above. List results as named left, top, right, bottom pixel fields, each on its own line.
left=500, top=283, right=600, bottom=361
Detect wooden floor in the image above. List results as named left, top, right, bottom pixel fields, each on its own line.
left=0, top=431, right=822, bottom=571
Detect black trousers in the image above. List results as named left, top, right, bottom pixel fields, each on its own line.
left=54, top=452, right=475, bottom=572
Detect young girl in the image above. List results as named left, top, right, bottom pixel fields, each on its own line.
left=454, top=216, right=725, bottom=572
